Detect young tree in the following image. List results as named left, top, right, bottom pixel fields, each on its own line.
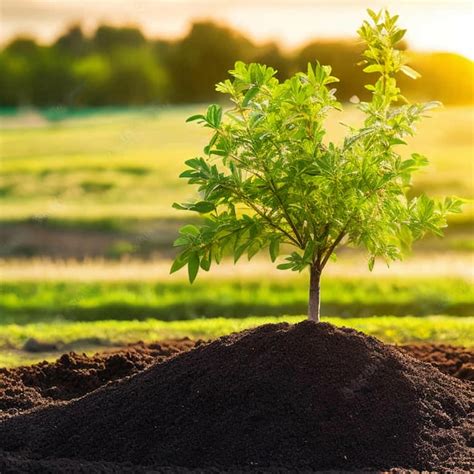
left=171, top=10, right=463, bottom=322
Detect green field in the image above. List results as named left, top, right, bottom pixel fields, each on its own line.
left=1, top=106, right=473, bottom=224
left=1, top=276, right=473, bottom=324
left=1, top=106, right=473, bottom=368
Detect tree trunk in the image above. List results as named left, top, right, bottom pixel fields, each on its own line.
left=308, top=264, right=321, bottom=322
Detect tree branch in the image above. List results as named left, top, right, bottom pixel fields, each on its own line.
left=320, top=227, right=347, bottom=269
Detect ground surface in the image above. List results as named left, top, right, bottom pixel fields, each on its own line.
left=2, top=315, right=473, bottom=368
left=1, top=338, right=473, bottom=418
left=0, top=323, right=472, bottom=472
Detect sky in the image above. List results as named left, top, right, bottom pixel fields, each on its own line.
left=1, top=0, right=473, bottom=59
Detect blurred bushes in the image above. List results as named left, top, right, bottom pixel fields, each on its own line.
left=0, top=22, right=472, bottom=107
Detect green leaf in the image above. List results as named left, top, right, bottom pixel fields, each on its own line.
left=186, top=114, right=205, bottom=123
left=444, top=196, right=465, bottom=214
left=192, top=201, right=215, bottom=213
left=277, top=262, right=294, bottom=270
left=184, top=158, right=201, bottom=168
left=421, top=101, right=442, bottom=112
left=366, top=8, right=380, bottom=23
left=247, top=240, right=260, bottom=260
left=188, top=253, right=200, bottom=283
left=391, top=28, right=406, bottom=44
left=389, top=137, right=407, bottom=146
left=242, top=86, right=259, bottom=107
left=173, top=236, right=188, bottom=247
left=400, top=65, right=421, bottom=80
left=411, top=153, right=429, bottom=167
left=363, top=64, right=384, bottom=74
left=269, top=239, right=279, bottom=262
left=179, top=224, right=200, bottom=236
left=170, top=256, right=187, bottom=274
left=206, top=104, right=222, bottom=128
left=234, top=243, right=248, bottom=263
left=172, top=202, right=189, bottom=211
left=200, top=256, right=211, bottom=271
left=303, top=241, right=315, bottom=263
left=368, top=256, right=375, bottom=271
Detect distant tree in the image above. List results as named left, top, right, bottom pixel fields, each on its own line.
left=93, top=25, right=146, bottom=53
left=252, top=42, right=293, bottom=81
left=0, top=52, right=32, bottom=105
left=55, top=25, right=89, bottom=57
left=72, top=54, right=112, bottom=105
left=296, top=40, right=366, bottom=101
left=0, top=40, right=75, bottom=106
left=400, top=52, right=474, bottom=105
left=4, top=37, right=39, bottom=56
left=171, top=10, right=464, bottom=322
left=104, top=48, right=169, bottom=104
left=167, top=22, right=254, bottom=102
left=0, top=17, right=471, bottom=107
left=30, top=49, right=76, bottom=106
left=0, top=39, right=39, bottom=105
left=153, top=39, right=174, bottom=61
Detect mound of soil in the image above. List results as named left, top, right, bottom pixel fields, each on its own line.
left=398, top=343, right=474, bottom=381
left=0, top=322, right=472, bottom=471
left=0, top=339, right=199, bottom=417
left=1, top=340, right=471, bottom=419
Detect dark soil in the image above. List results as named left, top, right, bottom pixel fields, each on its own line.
left=398, top=343, right=474, bottom=381
left=0, top=339, right=199, bottom=417
left=0, top=322, right=472, bottom=472
left=1, top=338, right=472, bottom=418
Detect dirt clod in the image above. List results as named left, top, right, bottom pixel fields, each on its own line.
left=0, top=322, right=472, bottom=472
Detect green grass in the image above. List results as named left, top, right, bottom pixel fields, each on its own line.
left=1, top=315, right=472, bottom=367
left=0, top=107, right=205, bottom=221
left=1, top=106, right=473, bottom=224
left=2, top=276, right=473, bottom=323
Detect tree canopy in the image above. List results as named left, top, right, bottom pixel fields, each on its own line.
left=171, top=9, right=464, bottom=320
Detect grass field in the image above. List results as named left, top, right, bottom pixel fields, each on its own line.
left=1, top=106, right=473, bottom=224
left=2, top=275, right=473, bottom=323
left=1, top=315, right=472, bottom=368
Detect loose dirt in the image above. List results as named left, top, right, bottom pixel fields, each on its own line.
left=1, top=338, right=471, bottom=418
left=398, top=343, right=474, bottom=381
left=0, top=322, right=472, bottom=472
left=0, top=339, right=199, bottom=417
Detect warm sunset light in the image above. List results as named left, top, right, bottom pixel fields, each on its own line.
left=2, top=0, right=474, bottom=59
left=0, top=3, right=473, bottom=472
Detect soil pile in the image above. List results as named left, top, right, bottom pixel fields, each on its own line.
left=398, top=343, right=474, bottom=381
left=0, top=339, right=198, bottom=417
left=0, top=322, right=473, bottom=471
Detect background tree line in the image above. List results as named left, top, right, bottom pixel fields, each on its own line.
left=0, top=21, right=472, bottom=107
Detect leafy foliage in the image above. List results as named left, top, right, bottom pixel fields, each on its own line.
left=173, top=10, right=463, bottom=284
